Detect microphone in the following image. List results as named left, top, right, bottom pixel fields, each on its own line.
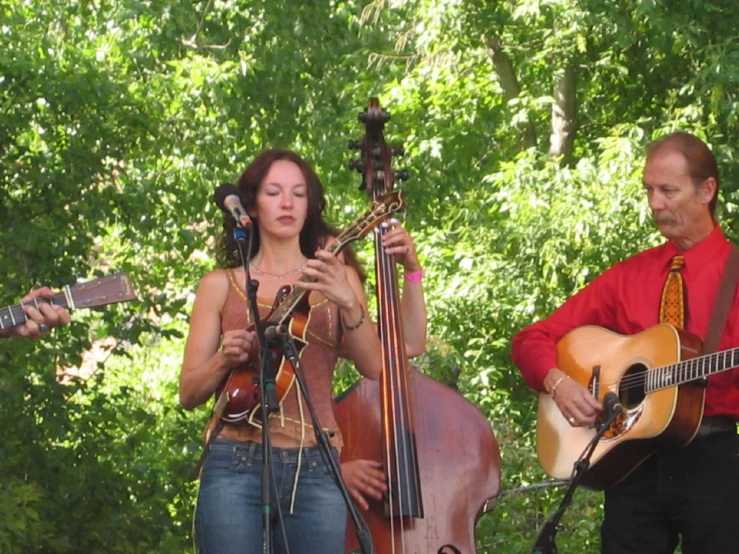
left=602, top=392, right=624, bottom=420
left=214, top=183, right=252, bottom=229
left=264, top=324, right=288, bottom=342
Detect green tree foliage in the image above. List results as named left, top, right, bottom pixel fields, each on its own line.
left=2, top=0, right=739, bottom=552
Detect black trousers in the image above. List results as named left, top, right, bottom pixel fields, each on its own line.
left=601, top=430, right=739, bottom=554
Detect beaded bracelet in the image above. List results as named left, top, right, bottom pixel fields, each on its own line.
left=404, top=270, right=425, bottom=283
left=550, top=375, right=570, bottom=399
left=341, top=305, right=366, bottom=332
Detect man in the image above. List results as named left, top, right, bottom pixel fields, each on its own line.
left=0, top=287, right=71, bottom=339
left=512, top=132, right=739, bottom=553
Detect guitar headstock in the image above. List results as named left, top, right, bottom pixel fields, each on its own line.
left=69, top=272, right=137, bottom=309
left=347, top=97, right=410, bottom=200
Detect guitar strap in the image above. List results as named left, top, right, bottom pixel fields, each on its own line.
left=703, top=245, right=739, bottom=354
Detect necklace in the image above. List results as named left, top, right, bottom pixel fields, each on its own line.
left=249, top=261, right=306, bottom=279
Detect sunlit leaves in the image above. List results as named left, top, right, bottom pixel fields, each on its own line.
left=3, top=0, right=739, bottom=552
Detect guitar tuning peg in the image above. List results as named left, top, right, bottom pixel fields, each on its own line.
left=391, top=146, right=405, bottom=156
left=347, top=159, right=363, bottom=172
left=396, top=169, right=411, bottom=181
left=348, top=140, right=362, bottom=150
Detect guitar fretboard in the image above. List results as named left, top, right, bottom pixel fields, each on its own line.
left=647, top=347, right=739, bottom=392
left=0, top=288, right=73, bottom=330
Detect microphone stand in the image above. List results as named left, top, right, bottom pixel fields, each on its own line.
left=232, top=226, right=281, bottom=554
left=531, top=408, right=621, bottom=554
left=274, top=326, right=375, bottom=554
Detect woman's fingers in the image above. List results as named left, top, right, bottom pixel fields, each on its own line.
left=221, top=329, right=257, bottom=364
left=342, top=459, right=387, bottom=510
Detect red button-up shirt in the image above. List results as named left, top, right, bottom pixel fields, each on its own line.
left=512, top=224, right=739, bottom=418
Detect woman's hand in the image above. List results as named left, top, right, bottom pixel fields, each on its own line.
left=296, top=249, right=358, bottom=310
left=342, top=459, right=387, bottom=510
left=220, top=328, right=258, bottom=367
left=298, top=243, right=381, bottom=379
left=381, top=219, right=422, bottom=272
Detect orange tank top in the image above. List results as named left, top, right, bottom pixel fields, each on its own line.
left=217, top=269, right=344, bottom=449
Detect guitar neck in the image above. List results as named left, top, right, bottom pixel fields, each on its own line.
left=0, top=272, right=136, bottom=331
left=651, top=346, right=739, bottom=391
left=0, top=290, right=73, bottom=330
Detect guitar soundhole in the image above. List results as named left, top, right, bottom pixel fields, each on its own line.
left=619, top=362, right=647, bottom=408
left=598, top=361, right=648, bottom=441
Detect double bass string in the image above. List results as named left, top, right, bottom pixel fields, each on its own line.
left=377, top=223, right=401, bottom=551
left=371, top=114, right=424, bottom=551
left=376, top=220, right=418, bottom=553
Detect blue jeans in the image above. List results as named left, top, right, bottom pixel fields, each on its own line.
left=195, top=439, right=347, bottom=554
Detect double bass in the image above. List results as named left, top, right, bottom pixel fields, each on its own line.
left=334, top=99, right=501, bottom=554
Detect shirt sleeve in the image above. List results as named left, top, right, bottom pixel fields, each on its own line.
left=511, top=265, right=622, bottom=391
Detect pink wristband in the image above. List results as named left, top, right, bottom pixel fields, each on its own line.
left=404, top=270, right=424, bottom=283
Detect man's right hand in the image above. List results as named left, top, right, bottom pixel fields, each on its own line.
left=544, top=368, right=602, bottom=427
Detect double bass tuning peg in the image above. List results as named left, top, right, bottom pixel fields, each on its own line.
left=391, top=146, right=405, bottom=157
left=347, top=159, right=363, bottom=172
left=396, top=169, right=411, bottom=181
left=348, top=139, right=362, bottom=150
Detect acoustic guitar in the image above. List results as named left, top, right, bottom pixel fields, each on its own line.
left=537, top=323, right=737, bottom=490
left=1, top=272, right=136, bottom=331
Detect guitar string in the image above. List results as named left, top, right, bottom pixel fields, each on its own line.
left=1, top=295, right=69, bottom=327
left=591, top=349, right=738, bottom=394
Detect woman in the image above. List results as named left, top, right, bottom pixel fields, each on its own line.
left=180, top=149, right=426, bottom=554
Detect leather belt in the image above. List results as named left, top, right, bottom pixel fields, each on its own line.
left=695, top=415, right=737, bottom=439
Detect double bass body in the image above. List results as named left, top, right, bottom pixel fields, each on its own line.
left=334, top=370, right=501, bottom=553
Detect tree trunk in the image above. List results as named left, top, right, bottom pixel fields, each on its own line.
left=485, top=35, right=537, bottom=150
left=549, top=65, right=577, bottom=164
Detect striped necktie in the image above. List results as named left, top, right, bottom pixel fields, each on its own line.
left=660, top=255, right=686, bottom=328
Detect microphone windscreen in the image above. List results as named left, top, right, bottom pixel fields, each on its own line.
left=213, top=183, right=240, bottom=210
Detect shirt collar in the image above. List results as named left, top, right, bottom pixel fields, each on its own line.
left=662, top=223, right=729, bottom=274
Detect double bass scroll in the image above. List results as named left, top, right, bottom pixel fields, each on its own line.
left=334, top=98, right=501, bottom=554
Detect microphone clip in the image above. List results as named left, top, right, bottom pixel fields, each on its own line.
left=596, top=392, right=624, bottom=433
left=263, top=323, right=288, bottom=344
